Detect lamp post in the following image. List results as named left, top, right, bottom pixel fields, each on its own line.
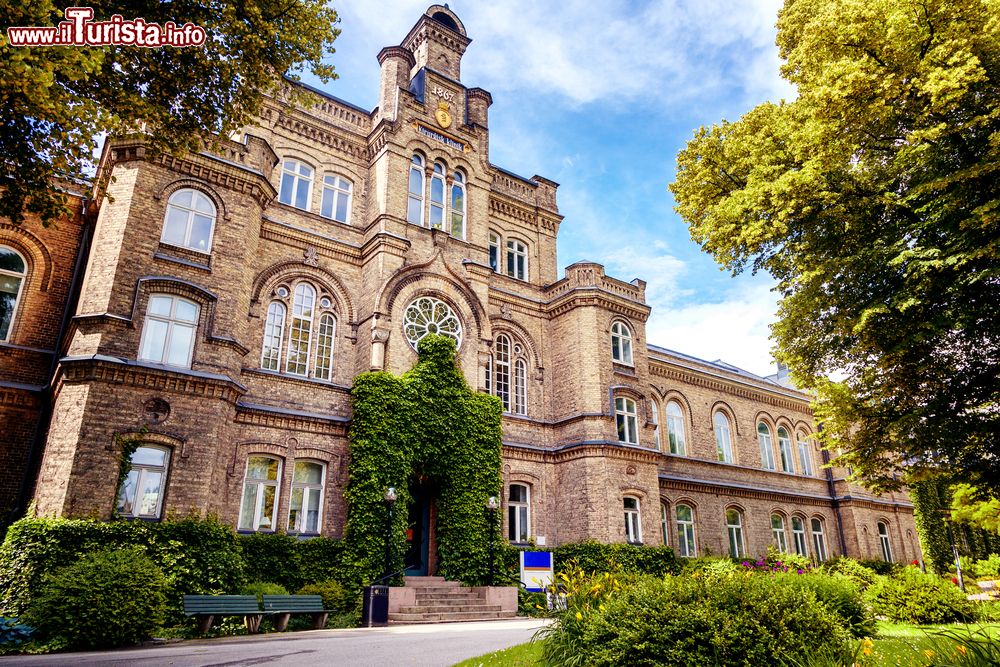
left=383, top=487, right=397, bottom=582
left=486, top=495, right=499, bottom=586
left=940, top=509, right=965, bottom=592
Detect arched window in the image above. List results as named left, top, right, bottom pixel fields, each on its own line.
left=260, top=301, right=286, bottom=371
left=494, top=334, right=510, bottom=410
left=811, top=517, right=828, bottom=561
left=726, top=508, right=745, bottom=558
left=279, top=159, right=313, bottom=211
left=714, top=412, right=734, bottom=463
left=238, top=455, right=282, bottom=532
left=161, top=189, right=216, bottom=253
left=771, top=514, right=788, bottom=552
left=402, top=296, right=462, bottom=349
left=429, top=162, right=446, bottom=230
left=117, top=445, right=170, bottom=519
left=791, top=516, right=808, bottom=556
left=508, top=483, right=530, bottom=543
left=650, top=399, right=661, bottom=450
left=288, top=460, right=325, bottom=534
left=624, top=496, right=642, bottom=544
left=314, top=313, right=336, bottom=381
left=450, top=171, right=466, bottom=238
left=407, top=154, right=425, bottom=225
left=138, top=294, right=199, bottom=368
left=758, top=422, right=776, bottom=470
left=777, top=427, right=794, bottom=473
left=615, top=396, right=638, bottom=445
left=0, top=246, right=26, bottom=342
left=488, top=232, right=500, bottom=272
left=320, top=174, right=352, bottom=223
left=660, top=502, right=669, bottom=545
left=514, top=358, right=527, bottom=415
left=286, top=283, right=316, bottom=376
left=676, top=504, right=696, bottom=557
left=492, top=334, right=528, bottom=415
left=610, top=321, right=633, bottom=365
left=506, top=239, right=527, bottom=280
left=797, top=432, right=814, bottom=476
left=878, top=521, right=893, bottom=562
left=666, top=401, right=686, bottom=456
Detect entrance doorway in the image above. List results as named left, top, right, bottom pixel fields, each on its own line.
left=405, top=487, right=431, bottom=576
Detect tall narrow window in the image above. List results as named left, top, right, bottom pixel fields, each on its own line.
left=488, top=232, right=500, bottom=272
left=660, top=503, right=669, bottom=545
left=286, top=283, right=315, bottom=376
left=714, top=412, right=734, bottom=463
left=508, top=484, right=530, bottom=543
left=777, top=427, right=794, bottom=473
left=288, top=461, right=324, bottom=534
left=650, top=399, right=661, bottom=449
left=161, top=189, right=216, bottom=253
left=878, top=521, right=893, bottom=562
left=117, top=445, right=170, bottom=519
left=450, top=171, right=466, bottom=238
left=0, top=247, right=26, bottom=342
left=811, top=517, right=828, bottom=561
left=624, top=497, right=642, bottom=544
left=758, top=423, right=776, bottom=470
left=771, top=514, right=788, bottom=552
left=494, top=334, right=511, bottom=411
left=320, top=175, right=352, bottom=223
left=261, top=302, right=286, bottom=371
left=313, top=313, right=336, bottom=381
left=616, top=396, right=638, bottom=445
left=676, top=504, right=696, bottom=557
left=278, top=159, right=313, bottom=211
left=506, top=239, right=527, bottom=280
left=239, top=456, right=281, bottom=532
left=797, top=433, right=814, bottom=476
left=792, top=516, right=808, bottom=556
left=726, top=508, right=745, bottom=558
left=666, top=401, right=686, bottom=455
left=429, top=162, right=446, bottom=230
left=138, top=295, right=199, bottom=368
left=407, top=154, right=425, bottom=225
left=610, top=321, right=633, bottom=365
left=513, top=358, right=527, bottom=416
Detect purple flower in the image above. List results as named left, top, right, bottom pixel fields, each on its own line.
left=797, top=569, right=804, bottom=574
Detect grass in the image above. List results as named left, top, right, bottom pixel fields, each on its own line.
left=450, top=640, right=542, bottom=667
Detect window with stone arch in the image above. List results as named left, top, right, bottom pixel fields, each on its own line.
left=161, top=188, right=216, bottom=253
left=288, top=460, right=325, bottom=534
left=726, top=507, right=746, bottom=558
left=260, top=281, right=337, bottom=381
left=666, top=400, right=687, bottom=456
left=278, top=159, right=314, bottom=211
left=238, top=455, right=282, bottom=532
left=508, top=483, right=530, bottom=543
left=797, top=431, right=815, bottom=476
left=0, top=246, right=27, bottom=342
left=492, top=332, right=528, bottom=415
left=758, top=422, right=776, bottom=470
left=811, top=516, right=829, bottom=561
left=407, top=153, right=425, bottom=225
left=610, top=320, right=633, bottom=365
left=771, top=513, right=788, bottom=552
left=117, top=444, right=170, bottom=520
left=714, top=411, right=734, bottom=463
left=615, top=395, right=638, bottom=445
left=791, top=515, right=808, bottom=556
left=675, top=503, right=696, bottom=557
left=777, top=426, right=795, bottom=473
left=878, top=520, right=893, bottom=562
left=402, top=296, right=462, bottom=350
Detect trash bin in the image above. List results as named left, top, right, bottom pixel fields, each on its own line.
left=362, top=585, right=389, bottom=627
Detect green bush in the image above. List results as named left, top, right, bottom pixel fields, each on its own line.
left=773, top=572, right=875, bottom=638
left=552, top=541, right=680, bottom=577
left=25, top=547, right=167, bottom=649
left=972, top=554, right=1000, bottom=579
left=241, top=581, right=288, bottom=604
left=864, top=567, right=979, bottom=624
left=296, top=580, right=355, bottom=615
left=821, top=556, right=881, bottom=591
left=856, top=559, right=899, bottom=576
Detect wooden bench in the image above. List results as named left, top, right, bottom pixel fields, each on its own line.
left=183, top=595, right=264, bottom=634
left=262, top=594, right=332, bottom=631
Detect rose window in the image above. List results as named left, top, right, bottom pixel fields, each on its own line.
left=402, top=296, right=463, bottom=349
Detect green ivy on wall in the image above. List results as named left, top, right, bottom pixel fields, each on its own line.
left=911, top=479, right=953, bottom=574
left=344, top=335, right=503, bottom=586
left=112, top=428, right=147, bottom=518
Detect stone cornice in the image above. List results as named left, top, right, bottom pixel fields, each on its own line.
left=235, top=401, right=349, bottom=436
left=503, top=440, right=661, bottom=465
left=649, top=362, right=808, bottom=412
left=547, top=291, right=650, bottom=322
left=57, top=355, right=246, bottom=403
left=275, top=111, right=369, bottom=161
left=0, top=386, right=43, bottom=410
left=260, top=217, right=363, bottom=263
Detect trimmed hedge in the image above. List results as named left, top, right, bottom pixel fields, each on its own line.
left=499, top=540, right=681, bottom=582
left=237, top=532, right=348, bottom=594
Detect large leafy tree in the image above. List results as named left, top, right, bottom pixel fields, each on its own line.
left=670, top=0, right=1000, bottom=495
left=1, top=0, right=339, bottom=225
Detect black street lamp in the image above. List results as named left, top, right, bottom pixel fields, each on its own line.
left=486, top=495, right=499, bottom=586
left=383, top=486, right=397, bottom=582
left=940, top=509, right=966, bottom=592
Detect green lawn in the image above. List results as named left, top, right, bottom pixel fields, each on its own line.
left=451, top=640, right=543, bottom=667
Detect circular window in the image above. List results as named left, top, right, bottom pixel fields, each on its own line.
left=402, top=296, right=462, bottom=350
left=275, top=286, right=289, bottom=298
left=320, top=296, right=332, bottom=309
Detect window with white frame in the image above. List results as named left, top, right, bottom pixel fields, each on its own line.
left=811, top=517, right=828, bottom=561
left=429, top=162, right=446, bottom=230
left=260, top=301, right=286, bottom=371
left=407, top=154, right=425, bottom=225
left=624, top=496, right=642, bottom=543
left=450, top=171, right=466, bottom=237
left=771, top=514, right=788, bottom=552
left=777, top=427, right=795, bottom=473
left=666, top=401, right=686, bottom=456
left=260, top=282, right=337, bottom=380
left=288, top=460, right=324, bottom=534
left=506, top=239, right=527, bottom=280
left=278, top=159, right=313, bottom=211
left=660, top=502, right=669, bottom=545
left=508, top=483, right=530, bottom=543
left=610, top=321, right=633, bottom=365
left=286, top=283, right=316, bottom=376
left=650, top=399, right=661, bottom=449
left=676, top=504, right=696, bottom=557
left=714, top=411, right=734, bottom=463
left=117, top=445, right=170, bottom=519
left=492, top=333, right=528, bottom=416
left=878, top=521, right=893, bottom=562
left=488, top=232, right=500, bottom=272
left=792, top=516, right=808, bottom=556
left=402, top=296, right=462, bottom=349
left=615, top=396, right=638, bottom=444
left=238, top=455, right=281, bottom=531
left=0, top=246, right=26, bottom=342
left=726, top=508, right=745, bottom=558
left=320, top=174, right=352, bottom=223
left=513, top=358, right=527, bottom=415
left=797, top=432, right=814, bottom=476
left=138, top=295, right=199, bottom=368
left=161, top=189, right=216, bottom=253
left=758, top=422, right=776, bottom=470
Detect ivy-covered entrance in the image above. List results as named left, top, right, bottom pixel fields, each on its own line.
left=344, top=335, right=503, bottom=586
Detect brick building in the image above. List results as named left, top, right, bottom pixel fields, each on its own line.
left=9, top=5, right=919, bottom=568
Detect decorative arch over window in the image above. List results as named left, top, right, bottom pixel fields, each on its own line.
left=508, top=483, right=530, bottom=543
left=777, top=426, right=795, bottom=473
left=238, top=455, right=282, bottom=532
left=714, top=411, right=734, bottom=463
left=758, top=422, right=776, bottom=470
left=797, top=431, right=815, bottom=476
left=161, top=188, right=216, bottom=253
left=877, top=520, right=893, bottom=562
left=615, top=395, right=639, bottom=445
left=320, top=174, right=352, bottom=223
left=407, top=153, right=425, bottom=225
left=771, top=513, right=788, bottom=552
left=726, top=507, right=745, bottom=558
left=279, top=159, right=314, bottom=211
left=259, top=280, right=338, bottom=380
left=610, top=320, right=633, bottom=365
left=490, top=332, right=528, bottom=415
left=665, top=400, right=687, bottom=456
left=0, top=246, right=26, bottom=342
left=117, top=444, right=171, bottom=519
left=402, top=295, right=463, bottom=350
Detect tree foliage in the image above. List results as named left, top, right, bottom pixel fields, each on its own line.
left=951, top=483, right=1000, bottom=534
left=0, top=0, right=340, bottom=225
left=670, top=0, right=1000, bottom=495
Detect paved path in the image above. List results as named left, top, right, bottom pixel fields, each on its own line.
left=0, top=618, right=549, bottom=667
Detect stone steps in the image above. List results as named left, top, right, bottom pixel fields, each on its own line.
left=398, top=603, right=503, bottom=614
left=389, top=610, right=517, bottom=623
left=388, top=576, right=514, bottom=624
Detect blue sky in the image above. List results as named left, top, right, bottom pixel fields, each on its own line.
left=302, top=0, right=795, bottom=376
